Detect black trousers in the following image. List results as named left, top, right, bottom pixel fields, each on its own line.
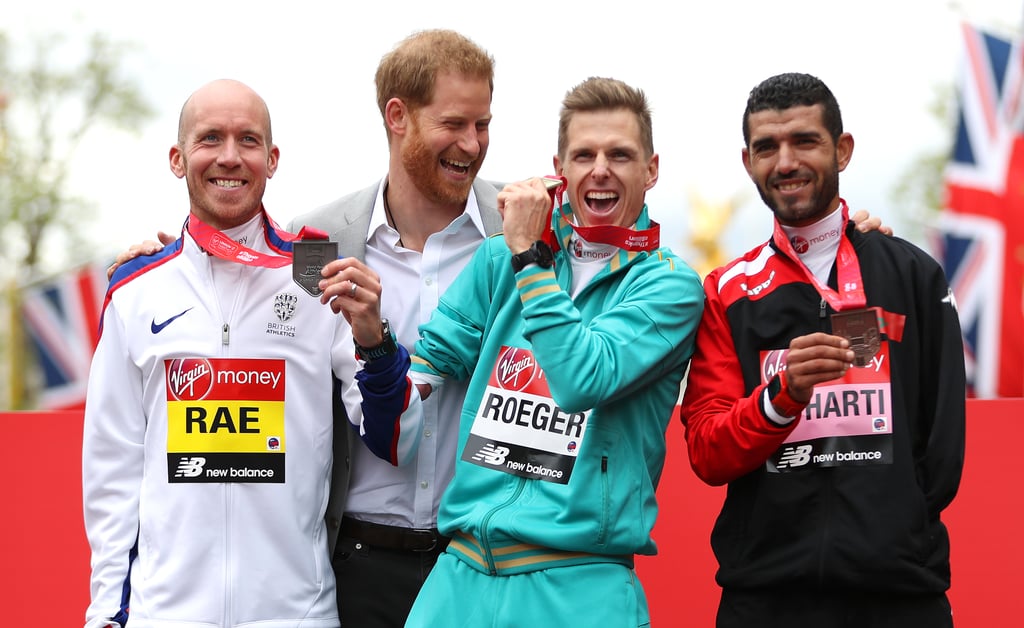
left=717, top=588, right=954, bottom=628
left=332, top=534, right=447, bottom=627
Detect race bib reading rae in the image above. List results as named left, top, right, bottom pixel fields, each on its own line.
left=761, top=343, right=894, bottom=472
left=461, top=346, right=591, bottom=484
left=165, top=357, right=286, bottom=483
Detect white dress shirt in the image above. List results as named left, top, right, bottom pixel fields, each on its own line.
left=344, top=178, right=488, bottom=529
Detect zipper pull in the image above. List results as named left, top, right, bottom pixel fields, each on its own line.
left=222, top=323, right=230, bottom=345
left=819, top=298, right=827, bottom=319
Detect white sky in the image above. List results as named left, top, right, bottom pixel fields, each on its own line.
left=5, top=0, right=1022, bottom=275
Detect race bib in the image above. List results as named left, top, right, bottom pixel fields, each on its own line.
left=461, top=346, right=590, bottom=484
left=165, top=357, right=286, bottom=483
left=761, top=343, right=894, bottom=472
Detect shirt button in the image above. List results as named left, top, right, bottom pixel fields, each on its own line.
left=425, top=277, right=433, bottom=286
left=420, top=481, right=429, bottom=489
left=424, top=430, right=432, bottom=438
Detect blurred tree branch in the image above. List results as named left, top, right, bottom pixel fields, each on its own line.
left=890, top=83, right=953, bottom=246
left=0, top=28, right=153, bottom=409
left=0, top=29, right=153, bottom=277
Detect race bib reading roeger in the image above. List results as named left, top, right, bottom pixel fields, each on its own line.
left=461, top=346, right=591, bottom=484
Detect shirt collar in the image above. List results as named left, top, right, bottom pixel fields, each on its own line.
left=368, top=176, right=488, bottom=246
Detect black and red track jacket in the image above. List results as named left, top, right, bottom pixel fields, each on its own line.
left=679, top=217, right=966, bottom=594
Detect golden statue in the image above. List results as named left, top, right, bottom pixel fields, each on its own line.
left=688, top=189, right=745, bottom=280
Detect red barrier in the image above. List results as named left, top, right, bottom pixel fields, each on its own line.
left=4, top=411, right=91, bottom=621
left=637, top=399, right=1024, bottom=626
left=5, top=401, right=1021, bottom=626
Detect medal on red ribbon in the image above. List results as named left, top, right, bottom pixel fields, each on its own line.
left=291, top=227, right=337, bottom=297
left=772, top=201, right=880, bottom=367
left=187, top=210, right=337, bottom=297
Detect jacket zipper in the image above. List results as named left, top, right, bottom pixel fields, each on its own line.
left=479, top=477, right=526, bottom=575
left=598, top=456, right=609, bottom=545
left=816, top=294, right=831, bottom=585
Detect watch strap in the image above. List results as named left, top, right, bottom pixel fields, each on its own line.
left=355, top=319, right=398, bottom=363
left=766, top=373, right=807, bottom=418
left=510, top=240, right=554, bottom=273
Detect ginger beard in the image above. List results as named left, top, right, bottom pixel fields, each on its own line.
left=400, top=116, right=481, bottom=206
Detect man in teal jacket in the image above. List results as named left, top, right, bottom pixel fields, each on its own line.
left=351, top=76, right=704, bottom=627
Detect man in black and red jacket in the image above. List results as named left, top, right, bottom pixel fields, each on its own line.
left=679, top=72, right=966, bottom=628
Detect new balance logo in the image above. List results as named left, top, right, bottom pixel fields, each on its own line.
left=151, top=308, right=193, bottom=334
left=471, top=443, right=510, bottom=466
left=174, top=456, right=207, bottom=478
left=776, top=445, right=812, bottom=469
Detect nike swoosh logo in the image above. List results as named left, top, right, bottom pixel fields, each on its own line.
left=151, top=308, right=193, bottom=334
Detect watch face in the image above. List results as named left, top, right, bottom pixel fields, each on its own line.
left=511, top=241, right=555, bottom=272
left=534, top=241, right=554, bottom=268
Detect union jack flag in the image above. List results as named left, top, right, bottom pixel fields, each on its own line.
left=20, top=263, right=107, bottom=409
left=938, top=22, right=1024, bottom=398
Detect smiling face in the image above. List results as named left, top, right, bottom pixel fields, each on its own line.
left=742, top=103, right=852, bottom=226
left=169, top=80, right=279, bottom=230
left=553, top=108, right=658, bottom=228
left=398, top=72, right=492, bottom=206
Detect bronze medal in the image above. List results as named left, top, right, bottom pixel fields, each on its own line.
left=831, top=308, right=880, bottom=367
left=292, top=240, right=338, bottom=297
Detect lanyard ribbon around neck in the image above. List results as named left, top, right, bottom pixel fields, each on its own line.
left=543, top=176, right=661, bottom=252
left=187, top=209, right=329, bottom=268
left=771, top=201, right=866, bottom=311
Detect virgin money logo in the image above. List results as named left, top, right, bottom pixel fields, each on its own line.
left=166, top=358, right=214, bottom=401
left=790, top=235, right=809, bottom=254
left=761, top=349, right=788, bottom=382
left=208, top=233, right=239, bottom=257
left=495, top=347, right=537, bottom=391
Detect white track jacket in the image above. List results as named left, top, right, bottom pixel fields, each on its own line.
left=83, top=213, right=348, bottom=627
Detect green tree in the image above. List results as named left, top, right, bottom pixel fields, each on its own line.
left=890, top=83, right=954, bottom=247
left=0, top=29, right=154, bottom=409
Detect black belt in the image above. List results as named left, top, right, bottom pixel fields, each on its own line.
left=340, top=516, right=449, bottom=553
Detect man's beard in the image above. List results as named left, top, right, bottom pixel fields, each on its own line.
left=759, top=162, right=840, bottom=225
left=401, top=125, right=477, bottom=206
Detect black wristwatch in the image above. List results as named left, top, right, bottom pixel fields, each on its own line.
left=510, top=240, right=555, bottom=273
left=354, top=319, right=398, bottom=363
left=765, top=373, right=806, bottom=417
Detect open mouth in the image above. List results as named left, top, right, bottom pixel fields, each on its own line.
left=771, top=173, right=811, bottom=195
left=441, top=158, right=471, bottom=176
left=586, top=191, right=619, bottom=213
left=211, top=179, right=245, bottom=189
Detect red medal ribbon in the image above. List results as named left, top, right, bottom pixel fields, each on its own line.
left=187, top=209, right=292, bottom=268
left=543, top=176, right=660, bottom=252
left=771, top=200, right=866, bottom=311
left=293, top=225, right=329, bottom=241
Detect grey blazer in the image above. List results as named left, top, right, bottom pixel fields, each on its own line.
left=286, top=179, right=503, bottom=554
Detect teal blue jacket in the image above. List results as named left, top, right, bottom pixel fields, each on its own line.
left=387, top=204, right=704, bottom=574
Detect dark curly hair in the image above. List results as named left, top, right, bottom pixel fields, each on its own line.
left=742, top=73, right=843, bottom=146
